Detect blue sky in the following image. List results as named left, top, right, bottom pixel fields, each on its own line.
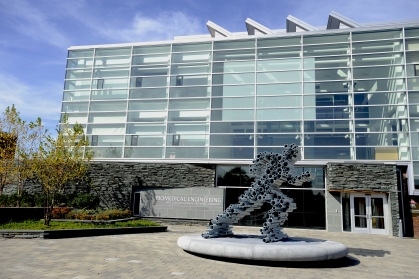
left=0, top=0, right=418, bottom=133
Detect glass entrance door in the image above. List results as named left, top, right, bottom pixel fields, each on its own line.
left=350, top=193, right=387, bottom=235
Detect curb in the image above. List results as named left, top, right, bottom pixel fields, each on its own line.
left=0, top=226, right=167, bottom=239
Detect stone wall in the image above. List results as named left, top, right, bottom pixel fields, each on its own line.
left=326, top=163, right=399, bottom=236
left=3, top=162, right=216, bottom=210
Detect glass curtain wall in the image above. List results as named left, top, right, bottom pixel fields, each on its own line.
left=63, top=26, right=419, bottom=176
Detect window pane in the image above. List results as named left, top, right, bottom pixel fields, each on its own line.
left=304, top=147, right=353, bottom=159
left=212, top=85, right=255, bottom=97
left=408, top=78, right=419, bottom=90
left=87, top=124, right=125, bottom=135
left=304, top=107, right=352, bottom=119
left=167, top=123, right=209, bottom=134
left=213, top=61, right=255, bottom=73
left=211, top=97, right=254, bottom=109
left=257, top=71, right=301, bottom=83
left=256, top=108, right=302, bottom=120
left=93, top=78, right=128, bottom=89
left=131, top=66, right=169, bottom=76
left=130, top=88, right=168, bottom=99
left=170, top=86, right=210, bottom=98
left=304, top=134, right=351, bottom=146
left=94, top=57, right=130, bottom=67
left=257, top=83, right=301, bottom=95
left=355, top=119, right=408, bottom=132
left=303, top=56, right=350, bottom=69
left=170, top=75, right=210, bottom=86
left=256, top=134, right=301, bottom=146
left=171, top=64, right=210, bottom=75
left=303, top=34, right=349, bottom=44
left=130, top=76, right=168, bottom=87
left=126, top=135, right=164, bottom=146
left=66, top=69, right=92, bottom=79
left=304, top=94, right=349, bottom=106
left=355, top=133, right=408, bottom=146
left=258, top=47, right=301, bottom=59
left=168, top=110, right=210, bottom=121
left=126, top=124, right=166, bottom=134
left=94, top=68, right=129, bottom=78
left=410, top=104, right=419, bottom=117
left=88, top=135, right=124, bottom=146
left=304, top=81, right=350, bottom=94
left=213, top=49, right=255, bottom=61
left=132, top=54, right=170, bottom=65
left=166, top=147, right=208, bottom=159
left=172, top=42, right=211, bottom=52
left=405, top=28, right=419, bottom=38
left=354, top=79, right=405, bottom=92
left=169, top=99, right=210, bottom=110
left=129, top=100, right=167, bottom=110
left=88, top=112, right=126, bottom=123
left=216, top=166, right=255, bottom=187
left=62, top=102, right=88, bottom=112
left=96, top=48, right=131, bottom=56
left=90, top=101, right=126, bottom=111
left=214, top=40, right=255, bottom=50
left=92, top=89, right=127, bottom=100
left=90, top=147, right=123, bottom=158
left=352, top=40, right=403, bottom=54
left=303, top=44, right=349, bottom=56
left=166, top=135, right=208, bottom=146
left=257, top=121, right=301, bottom=133
left=356, top=147, right=407, bottom=160
left=407, top=65, right=419, bottom=77
left=257, top=96, right=301, bottom=108
left=64, top=80, right=91, bottom=90
left=257, top=59, right=301, bottom=71
left=257, top=37, right=301, bottom=48
left=67, top=58, right=93, bottom=68
left=125, top=147, right=164, bottom=158
left=354, top=106, right=407, bottom=118
left=211, top=122, right=254, bottom=133
left=172, top=52, right=211, bottom=63
left=210, top=135, right=254, bottom=146
left=304, top=120, right=352, bottom=132
left=68, top=49, right=93, bottom=58
left=211, top=110, right=254, bottom=121
left=352, top=30, right=402, bottom=41
left=354, top=92, right=406, bottom=105
left=304, top=68, right=349, bottom=81
left=409, top=92, right=419, bottom=103
left=127, top=111, right=166, bottom=122
left=353, top=66, right=404, bottom=79
left=63, top=113, right=87, bottom=124
left=213, top=73, right=255, bottom=85
left=133, top=45, right=170, bottom=55
left=63, top=91, right=90, bottom=101
left=352, top=53, right=404, bottom=66
left=209, top=147, right=254, bottom=159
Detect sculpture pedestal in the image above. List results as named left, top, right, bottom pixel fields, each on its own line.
left=178, top=234, right=348, bottom=262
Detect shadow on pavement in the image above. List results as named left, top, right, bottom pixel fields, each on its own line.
left=185, top=251, right=360, bottom=268
left=348, top=248, right=390, bottom=257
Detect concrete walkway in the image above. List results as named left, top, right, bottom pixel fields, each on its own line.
left=0, top=225, right=417, bottom=279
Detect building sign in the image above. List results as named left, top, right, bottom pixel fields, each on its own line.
left=138, top=187, right=224, bottom=220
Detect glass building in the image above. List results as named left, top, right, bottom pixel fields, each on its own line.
left=61, top=12, right=419, bottom=235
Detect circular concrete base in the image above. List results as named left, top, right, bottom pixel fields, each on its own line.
left=178, top=234, right=348, bottom=262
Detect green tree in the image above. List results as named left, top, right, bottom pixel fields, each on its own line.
left=0, top=105, right=45, bottom=203
left=33, top=115, right=92, bottom=225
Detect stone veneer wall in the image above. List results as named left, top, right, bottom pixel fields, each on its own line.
left=3, top=162, right=215, bottom=210
left=326, top=163, right=399, bottom=236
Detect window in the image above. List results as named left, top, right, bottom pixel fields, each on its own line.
left=91, top=135, right=98, bottom=146
left=176, top=76, right=183, bottom=86
left=136, top=77, right=142, bottom=87
left=97, top=79, right=104, bottom=89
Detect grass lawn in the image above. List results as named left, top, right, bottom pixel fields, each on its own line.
left=0, top=219, right=160, bottom=230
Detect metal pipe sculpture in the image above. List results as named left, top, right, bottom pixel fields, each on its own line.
left=202, top=144, right=315, bottom=243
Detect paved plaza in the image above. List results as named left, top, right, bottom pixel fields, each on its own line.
left=0, top=225, right=418, bottom=279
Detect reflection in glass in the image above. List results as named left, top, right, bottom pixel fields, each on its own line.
left=126, top=135, right=164, bottom=146
left=126, top=124, right=165, bottom=134
left=257, top=71, right=301, bottom=83
left=62, top=102, right=88, bottom=112
left=216, top=166, right=254, bottom=187
left=303, top=34, right=349, bottom=44
left=257, top=59, right=301, bottom=71
left=166, top=147, right=208, bottom=158
left=304, top=134, right=351, bottom=146
left=213, top=40, right=255, bottom=50
left=257, top=37, right=301, bottom=48
left=352, top=30, right=402, bottom=41
left=63, top=113, right=87, bottom=124
left=90, top=147, right=123, bottom=158
left=92, top=78, right=128, bottom=89
left=353, top=66, right=404, bottom=79
left=68, top=49, right=93, bottom=58
left=304, top=120, right=351, bottom=132
left=354, top=105, right=407, bottom=119
left=127, top=111, right=166, bottom=122
left=257, top=47, right=301, bottom=59
left=211, top=110, right=254, bottom=121
left=170, top=64, right=210, bottom=75
left=170, top=75, right=210, bottom=86
left=89, top=112, right=126, bottom=123
left=172, top=42, right=211, bottom=52
left=95, top=48, right=131, bottom=56
left=66, top=69, right=92, bottom=79
left=129, top=100, right=167, bottom=110
left=304, top=147, right=352, bottom=159
left=131, top=66, right=169, bottom=76
left=304, top=94, right=349, bottom=107
left=213, top=49, right=255, bottom=61
left=213, top=73, right=255, bottom=84
left=166, top=134, right=208, bottom=146
left=91, top=90, right=127, bottom=100
left=132, top=54, right=170, bottom=65
left=172, top=52, right=211, bottom=63
left=304, top=81, right=350, bottom=94
left=124, top=147, right=163, bottom=158
left=256, top=108, right=302, bottom=121
left=211, top=97, right=254, bottom=109
left=130, top=88, right=167, bottom=99
left=211, top=122, right=254, bottom=133
left=352, top=40, right=403, bottom=54
left=355, top=133, right=408, bottom=146
left=352, top=53, right=404, bottom=66
left=212, top=85, right=255, bottom=97
left=355, top=147, right=406, bottom=160
left=257, top=83, right=301, bottom=95
left=87, top=124, right=125, bottom=135
left=354, top=92, right=406, bottom=105
left=90, top=101, right=126, bottom=111
left=66, top=58, right=93, bottom=68
left=257, top=96, right=302, bottom=108
left=64, top=80, right=91, bottom=90
left=170, top=86, right=210, bottom=98
left=89, top=135, right=124, bottom=146
left=209, top=147, right=254, bottom=159
left=168, top=110, right=210, bottom=121
left=213, top=61, right=255, bottom=73
left=355, top=119, right=408, bottom=132
left=257, top=121, right=301, bottom=133
left=94, top=57, right=130, bottom=67
left=304, top=68, right=349, bottom=81
left=167, top=123, right=209, bottom=134
left=304, top=107, right=352, bottom=119
left=303, top=44, right=349, bottom=56
left=130, top=76, right=168, bottom=88
left=133, top=45, right=170, bottom=55
left=256, top=134, right=301, bottom=146
left=303, top=56, right=350, bottom=69
left=169, top=99, right=210, bottom=110
left=210, top=134, right=253, bottom=146
left=63, top=91, right=90, bottom=101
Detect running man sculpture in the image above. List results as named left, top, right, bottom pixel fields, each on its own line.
left=202, top=144, right=314, bottom=243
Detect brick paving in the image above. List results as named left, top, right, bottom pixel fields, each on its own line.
left=0, top=225, right=418, bottom=279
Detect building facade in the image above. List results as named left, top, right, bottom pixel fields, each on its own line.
left=61, top=12, right=419, bottom=237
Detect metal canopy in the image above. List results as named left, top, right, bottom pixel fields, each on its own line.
left=206, top=20, right=233, bottom=38
left=286, top=15, right=317, bottom=32
left=245, top=18, right=274, bottom=35
left=327, top=11, right=362, bottom=29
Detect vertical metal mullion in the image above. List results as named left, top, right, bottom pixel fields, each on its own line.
left=254, top=38, right=257, bottom=159
left=208, top=40, right=214, bottom=161
left=122, top=46, right=133, bottom=160
left=86, top=49, right=95, bottom=159
left=164, top=44, right=173, bottom=160
left=350, top=31, right=355, bottom=160
left=301, top=35, right=305, bottom=160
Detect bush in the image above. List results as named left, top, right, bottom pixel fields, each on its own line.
left=96, top=209, right=132, bottom=220
left=51, top=207, right=72, bottom=219
left=67, top=193, right=100, bottom=209
left=68, top=209, right=96, bottom=220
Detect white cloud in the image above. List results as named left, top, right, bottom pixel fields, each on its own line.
left=0, top=0, right=71, bottom=48
left=0, top=72, right=62, bottom=131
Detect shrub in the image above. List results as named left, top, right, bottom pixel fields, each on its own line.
left=70, top=209, right=95, bottom=220
left=51, top=207, right=72, bottom=219
left=96, top=209, right=131, bottom=220
left=68, top=193, right=100, bottom=209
